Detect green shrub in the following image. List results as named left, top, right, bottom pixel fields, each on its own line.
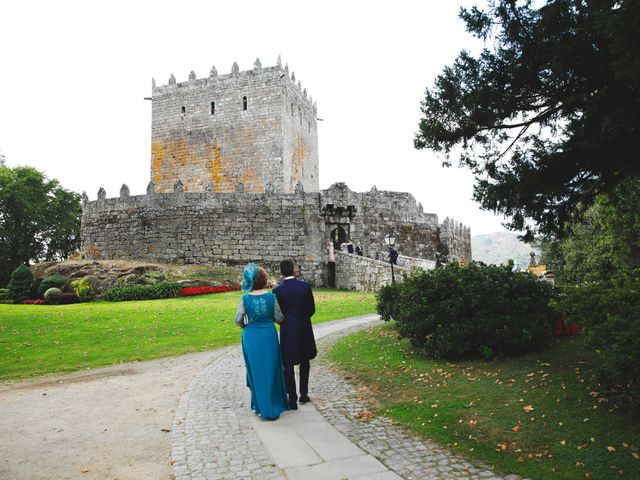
left=557, top=273, right=640, bottom=397
left=31, top=277, right=43, bottom=299
left=44, top=287, right=63, bottom=301
left=71, top=277, right=96, bottom=302
left=0, top=287, right=11, bottom=304
left=103, top=282, right=181, bottom=302
left=377, top=262, right=554, bottom=359
left=7, top=265, right=34, bottom=302
left=38, top=273, right=69, bottom=296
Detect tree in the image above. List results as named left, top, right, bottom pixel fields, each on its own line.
left=415, top=0, right=640, bottom=240
left=538, top=177, right=640, bottom=284
left=6, top=264, right=34, bottom=302
left=0, top=165, right=81, bottom=284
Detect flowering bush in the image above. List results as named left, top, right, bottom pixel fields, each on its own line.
left=180, top=285, right=241, bottom=297
left=20, top=299, right=47, bottom=305
left=71, top=277, right=96, bottom=302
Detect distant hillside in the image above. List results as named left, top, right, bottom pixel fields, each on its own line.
left=471, top=232, right=540, bottom=268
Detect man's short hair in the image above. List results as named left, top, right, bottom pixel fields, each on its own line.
left=280, top=259, right=295, bottom=276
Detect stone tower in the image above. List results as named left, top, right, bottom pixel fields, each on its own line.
left=150, top=57, right=319, bottom=193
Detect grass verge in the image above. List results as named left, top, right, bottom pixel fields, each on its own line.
left=0, top=289, right=375, bottom=380
left=329, top=323, right=640, bottom=480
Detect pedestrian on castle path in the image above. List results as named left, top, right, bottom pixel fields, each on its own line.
left=326, top=240, right=336, bottom=288
left=273, top=259, right=317, bottom=410
left=389, top=247, right=399, bottom=265
left=235, top=263, right=289, bottom=420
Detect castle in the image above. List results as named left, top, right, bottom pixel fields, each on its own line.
left=80, top=57, right=471, bottom=290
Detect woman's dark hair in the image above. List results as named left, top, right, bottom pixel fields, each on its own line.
left=280, top=260, right=295, bottom=276
left=253, top=267, right=269, bottom=290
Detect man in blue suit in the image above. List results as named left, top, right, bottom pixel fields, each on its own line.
left=273, top=259, right=317, bottom=410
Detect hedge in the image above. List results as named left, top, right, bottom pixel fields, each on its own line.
left=103, top=282, right=182, bottom=302
left=377, top=262, right=554, bottom=359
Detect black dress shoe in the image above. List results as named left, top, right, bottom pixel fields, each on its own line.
left=289, top=402, right=298, bottom=410
left=299, top=395, right=311, bottom=404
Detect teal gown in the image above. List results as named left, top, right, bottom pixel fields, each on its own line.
left=236, top=292, right=289, bottom=420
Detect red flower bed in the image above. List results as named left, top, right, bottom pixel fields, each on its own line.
left=20, top=299, right=47, bottom=305
left=553, top=314, right=581, bottom=337
left=180, top=285, right=241, bottom=297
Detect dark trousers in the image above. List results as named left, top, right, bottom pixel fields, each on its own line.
left=284, top=360, right=310, bottom=403
left=328, top=262, right=336, bottom=288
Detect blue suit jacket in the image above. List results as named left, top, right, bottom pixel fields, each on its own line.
left=273, top=278, right=317, bottom=366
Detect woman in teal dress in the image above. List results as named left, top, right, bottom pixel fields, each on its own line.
left=235, top=263, right=289, bottom=420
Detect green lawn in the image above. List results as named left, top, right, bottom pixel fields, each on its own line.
left=329, top=323, right=640, bottom=480
left=0, top=289, right=375, bottom=380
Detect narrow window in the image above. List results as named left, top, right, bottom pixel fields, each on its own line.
left=299, top=106, right=302, bottom=125
left=243, top=96, right=247, bottom=111
left=308, top=121, right=311, bottom=133
left=291, top=103, right=294, bottom=115
left=210, top=101, right=215, bottom=115
left=181, top=106, right=186, bottom=120
left=181, top=106, right=186, bottom=114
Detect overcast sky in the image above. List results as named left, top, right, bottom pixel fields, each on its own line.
left=0, top=0, right=512, bottom=236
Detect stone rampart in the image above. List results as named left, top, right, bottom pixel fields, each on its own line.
left=80, top=182, right=471, bottom=288
left=81, top=190, right=325, bottom=284
left=334, top=251, right=408, bottom=292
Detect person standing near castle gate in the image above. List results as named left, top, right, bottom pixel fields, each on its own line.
left=326, top=239, right=336, bottom=288
left=273, top=259, right=317, bottom=410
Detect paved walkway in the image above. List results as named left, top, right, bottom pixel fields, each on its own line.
left=171, top=315, right=522, bottom=480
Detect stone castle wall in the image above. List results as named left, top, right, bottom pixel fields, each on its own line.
left=81, top=190, right=326, bottom=285
left=334, top=251, right=409, bottom=292
left=81, top=183, right=471, bottom=287
left=319, top=183, right=442, bottom=262
left=440, top=217, right=472, bottom=263
left=150, top=58, right=318, bottom=195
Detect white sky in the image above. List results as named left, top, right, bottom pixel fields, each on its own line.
left=0, top=0, right=512, bottom=236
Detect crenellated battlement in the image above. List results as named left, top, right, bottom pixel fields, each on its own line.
left=152, top=56, right=317, bottom=115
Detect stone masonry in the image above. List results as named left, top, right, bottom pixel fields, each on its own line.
left=151, top=57, right=318, bottom=194
left=80, top=57, right=472, bottom=289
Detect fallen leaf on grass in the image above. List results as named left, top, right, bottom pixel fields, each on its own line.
left=511, top=426, right=522, bottom=432
left=560, top=440, right=566, bottom=446
left=607, top=446, right=617, bottom=452
left=632, top=452, right=639, bottom=460
left=355, top=410, right=376, bottom=421
left=517, top=456, right=525, bottom=463
left=523, top=405, right=535, bottom=413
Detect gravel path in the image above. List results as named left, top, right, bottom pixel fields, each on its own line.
left=171, top=316, right=523, bottom=480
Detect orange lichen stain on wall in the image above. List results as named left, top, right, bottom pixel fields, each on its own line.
left=151, top=142, right=165, bottom=187
left=291, top=134, right=305, bottom=189
left=242, top=164, right=264, bottom=192
left=169, top=136, right=188, bottom=167
left=207, top=143, right=228, bottom=192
